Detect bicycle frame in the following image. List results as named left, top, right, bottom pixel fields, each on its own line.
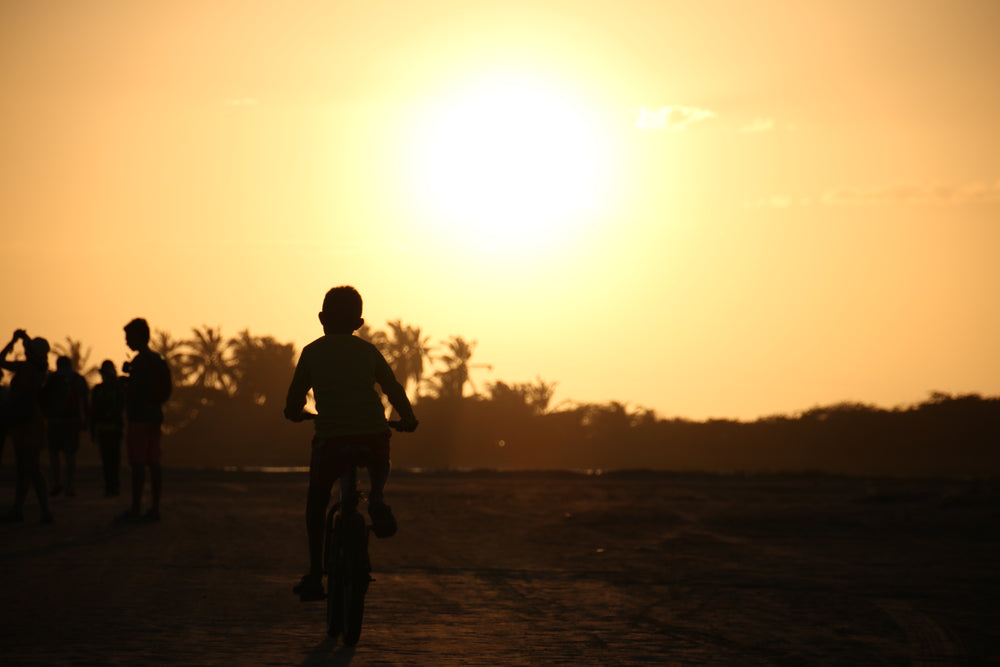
left=336, top=444, right=372, bottom=511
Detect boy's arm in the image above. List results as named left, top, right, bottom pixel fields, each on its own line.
left=20, top=330, right=46, bottom=367
left=0, top=330, right=24, bottom=370
left=283, top=352, right=312, bottom=422
left=383, top=381, right=418, bottom=431
left=0, top=338, right=15, bottom=370
left=374, top=353, right=418, bottom=430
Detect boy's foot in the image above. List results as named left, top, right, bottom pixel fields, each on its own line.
left=49, top=485, right=63, bottom=497
left=40, top=510, right=54, bottom=524
left=293, top=574, right=325, bottom=601
left=368, top=502, right=397, bottom=538
left=65, top=488, right=76, bottom=498
left=144, top=508, right=161, bottom=522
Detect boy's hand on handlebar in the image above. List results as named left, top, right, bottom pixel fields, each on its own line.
left=389, top=418, right=419, bottom=432
left=284, top=408, right=317, bottom=422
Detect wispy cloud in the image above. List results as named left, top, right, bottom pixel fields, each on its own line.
left=744, top=195, right=804, bottom=209
left=822, top=180, right=1000, bottom=206
left=747, top=179, right=1000, bottom=208
left=225, top=97, right=260, bottom=107
left=739, top=117, right=776, bottom=133
left=636, top=105, right=716, bottom=131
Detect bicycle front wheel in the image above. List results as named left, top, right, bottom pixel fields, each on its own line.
left=340, top=515, right=370, bottom=646
left=325, top=511, right=342, bottom=639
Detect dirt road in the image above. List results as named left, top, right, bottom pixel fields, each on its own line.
left=1, top=468, right=996, bottom=665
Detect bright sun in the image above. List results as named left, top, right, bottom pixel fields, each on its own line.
left=405, top=71, right=615, bottom=254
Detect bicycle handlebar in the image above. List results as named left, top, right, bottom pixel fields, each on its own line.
left=387, top=419, right=419, bottom=433
left=292, top=411, right=417, bottom=432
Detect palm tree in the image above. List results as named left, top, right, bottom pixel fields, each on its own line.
left=228, top=329, right=296, bottom=406
left=431, top=336, right=477, bottom=399
left=382, top=320, right=433, bottom=401
left=584, top=400, right=653, bottom=432
left=150, top=329, right=185, bottom=381
left=180, top=325, right=236, bottom=394
left=524, top=377, right=557, bottom=415
left=486, top=377, right=555, bottom=416
left=355, top=323, right=387, bottom=352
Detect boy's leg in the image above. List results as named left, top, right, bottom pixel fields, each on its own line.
left=15, top=425, right=51, bottom=520
left=65, top=432, right=78, bottom=496
left=366, top=437, right=396, bottom=538
left=306, top=477, right=333, bottom=576
left=11, top=433, right=30, bottom=516
left=130, top=465, right=145, bottom=514
left=109, top=432, right=121, bottom=495
left=366, top=431, right=392, bottom=505
left=98, top=433, right=113, bottom=494
left=48, top=436, right=62, bottom=494
left=145, top=424, right=163, bottom=519
left=367, top=459, right=390, bottom=505
left=31, top=463, right=52, bottom=520
left=148, top=463, right=162, bottom=517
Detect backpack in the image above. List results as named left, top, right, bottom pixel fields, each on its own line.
left=132, top=351, right=172, bottom=405
left=149, top=354, right=172, bottom=404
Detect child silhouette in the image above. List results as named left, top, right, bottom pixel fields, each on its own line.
left=284, top=286, right=418, bottom=601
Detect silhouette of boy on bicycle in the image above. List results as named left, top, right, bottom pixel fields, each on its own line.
left=285, top=286, right=418, bottom=601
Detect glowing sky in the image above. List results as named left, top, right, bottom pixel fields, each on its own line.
left=2, top=0, right=999, bottom=420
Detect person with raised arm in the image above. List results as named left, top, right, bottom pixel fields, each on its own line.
left=1, top=330, right=53, bottom=523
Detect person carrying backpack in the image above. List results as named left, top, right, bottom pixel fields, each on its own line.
left=117, top=318, right=172, bottom=522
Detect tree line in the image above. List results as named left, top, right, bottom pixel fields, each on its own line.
left=18, top=325, right=1000, bottom=477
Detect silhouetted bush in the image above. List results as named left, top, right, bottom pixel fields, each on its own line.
left=31, top=324, right=997, bottom=476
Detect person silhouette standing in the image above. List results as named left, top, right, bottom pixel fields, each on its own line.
left=1, top=330, right=54, bottom=523
left=118, top=318, right=172, bottom=522
left=43, top=356, right=90, bottom=497
left=91, top=360, right=126, bottom=497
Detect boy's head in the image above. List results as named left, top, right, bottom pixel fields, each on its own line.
left=100, top=359, right=117, bottom=381
left=124, top=317, right=151, bottom=351
left=319, top=286, right=364, bottom=334
left=56, top=356, right=72, bottom=373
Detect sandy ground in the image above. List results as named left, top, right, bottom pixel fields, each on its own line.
left=1, top=466, right=998, bottom=666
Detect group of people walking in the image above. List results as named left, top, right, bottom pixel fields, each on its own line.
left=0, top=318, right=172, bottom=524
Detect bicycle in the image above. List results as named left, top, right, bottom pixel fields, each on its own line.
left=323, top=420, right=408, bottom=645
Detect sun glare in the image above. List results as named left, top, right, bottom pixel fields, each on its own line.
left=405, top=71, right=615, bottom=255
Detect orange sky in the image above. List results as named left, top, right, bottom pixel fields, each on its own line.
left=2, top=1, right=999, bottom=420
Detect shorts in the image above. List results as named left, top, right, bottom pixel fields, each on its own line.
left=127, top=422, right=163, bottom=466
left=309, top=430, right=391, bottom=488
